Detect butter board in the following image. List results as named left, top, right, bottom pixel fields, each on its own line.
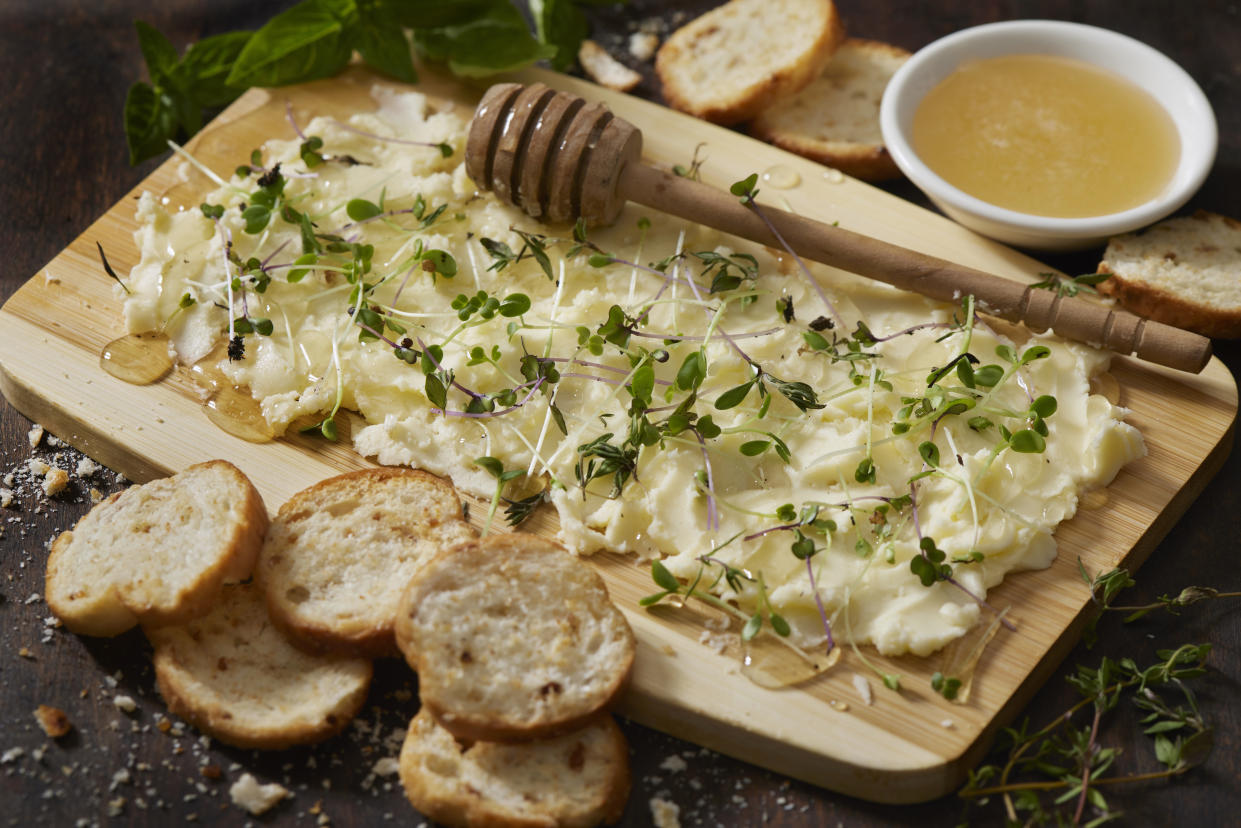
left=0, top=65, right=1234, bottom=803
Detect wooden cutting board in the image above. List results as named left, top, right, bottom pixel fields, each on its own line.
left=0, top=65, right=1234, bottom=803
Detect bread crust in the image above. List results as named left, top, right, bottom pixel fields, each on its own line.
left=258, top=466, right=476, bottom=658
left=398, top=708, right=630, bottom=828
left=1096, top=211, right=1241, bottom=339
left=656, top=0, right=846, bottom=125
left=147, top=583, right=372, bottom=750
left=396, top=533, right=635, bottom=744
left=749, top=38, right=910, bottom=181
left=45, top=460, right=268, bottom=637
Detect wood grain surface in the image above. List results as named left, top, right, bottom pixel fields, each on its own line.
left=2, top=2, right=1240, bottom=826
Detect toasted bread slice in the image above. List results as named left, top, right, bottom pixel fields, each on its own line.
left=1097, top=210, right=1241, bottom=338
left=257, top=467, right=476, bottom=658
left=395, top=533, right=635, bottom=743
left=45, top=460, right=267, bottom=637
left=398, top=708, right=630, bottom=828
left=750, top=38, right=911, bottom=181
left=655, top=0, right=845, bottom=125
left=147, top=582, right=372, bottom=749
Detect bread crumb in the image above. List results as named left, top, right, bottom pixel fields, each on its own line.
left=659, top=754, right=688, bottom=773
left=372, top=757, right=399, bottom=777
left=629, top=31, right=659, bottom=62
left=27, top=459, right=49, bottom=476
left=0, top=488, right=12, bottom=508
left=89, top=487, right=104, bottom=504
left=650, top=796, right=681, bottom=828
left=106, top=797, right=126, bottom=817
left=34, top=705, right=73, bottom=738
left=27, top=425, right=44, bottom=448
left=113, top=695, right=138, bottom=714
left=579, top=40, right=642, bottom=92
left=75, top=457, right=100, bottom=478
left=42, top=468, right=69, bottom=497
left=1, top=747, right=24, bottom=764
left=941, top=719, right=955, bottom=729
left=229, top=773, right=290, bottom=815
left=852, top=673, right=873, bottom=705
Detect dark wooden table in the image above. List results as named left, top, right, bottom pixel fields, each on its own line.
left=2, top=2, right=1238, bottom=825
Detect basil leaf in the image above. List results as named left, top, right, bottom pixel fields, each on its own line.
left=124, top=81, right=177, bottom=164
left=415, top=8, right=556, bottom=78
left=135, top=20, right=179, bottom=82
left=529, top=0, right=588, bottom=72
left=354, top=3, right=418, bottom=83
left=227, top=0, right=357, bottom=88
left=177, top=31, right=253, bottom=107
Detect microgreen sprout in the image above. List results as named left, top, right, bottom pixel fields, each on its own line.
left=1030, top=271, right=1111, bottom=298
left=474, top=455, right=525, bottom=536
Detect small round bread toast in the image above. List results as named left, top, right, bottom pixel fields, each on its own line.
left=655, top=0, right=846, bottom=125
left=1097, top=210, right=1241, bottom=338
left=750, top=38, right=911, bottom=181
left=398, top=708, right=630, bottom=828
left=147, top=582, right=372, bottom=750
left=257, top=467, right=476, bottom=658
left=395, top=533, right=635, bottom=743
left=45, top=460, right=267, bottom=637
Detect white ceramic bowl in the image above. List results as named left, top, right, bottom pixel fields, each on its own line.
left=879, top=20, right=1217, bottom=251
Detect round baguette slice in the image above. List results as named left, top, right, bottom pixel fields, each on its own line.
left=1097, top=210, right=1241, bottom=338
left=147, top=582, right=372, bottom=749
left=45, top=460, right=267, bottom=637
left=655, top=0, right=845, bottom=125
left=399, top=708, right=630, bottom=828
left=395, top=534, right=635, bottom=742
left=258, top=467, right=476, bottom=658
left=750, top=38, right=911, bottom=181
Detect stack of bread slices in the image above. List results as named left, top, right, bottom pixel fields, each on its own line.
left=653, top=0, right=910, bottom=181
left=45, top=461, right=636, bottom=827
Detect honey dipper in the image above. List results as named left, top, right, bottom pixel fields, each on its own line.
left=465, top=82, right=1211, bottom=373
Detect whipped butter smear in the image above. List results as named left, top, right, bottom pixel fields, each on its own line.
left=124, top=88, right=1144, bottom=657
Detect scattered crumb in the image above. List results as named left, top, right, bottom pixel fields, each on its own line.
left=34, top=705, right=73, bottom=739
left=89, top=487, right=105, bottom=504
left=629, top=31, right=659, bottom=61
left=43, top=270, right=60, bottom=286
left=113, top=695, right=138, bottom=714
left=660, top=754, right=688, bottom=773
left=579, top=40, right=642, bottom=92
left=852, top=674, right=873, bottom=706
left=0, top=488, right=12, bottom=508
left=229, top=773, right=291, bottom=816
left=27, top=425, right=44, bottom=448
left=941, top=719, right=955, bottom=729
left=27, top=459, right=49, bottom=477
left=650, top=796, right=682, bottom=828
left=1, top=747, right=24, bottom=764
left=75, top=457, right=100, bottom=478
left=42, top=467, right=69, bottom=497
left=372, top=757, right=400, bottom=777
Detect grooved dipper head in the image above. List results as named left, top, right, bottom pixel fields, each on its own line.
left=465, top=82, right=642, bottom=225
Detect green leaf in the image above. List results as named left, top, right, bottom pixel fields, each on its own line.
left=651, top=559, right=680, bottom=592
left=730, top=173, right=758, bottom=198
left=135, top=20, right=180, bottom=82
left=177, top=31, right=253, bottom=107
left=227, top=0, right=357, bottom=88
left=353, top=2, right=418, bottom=83
left=423, top=249, right=458, bottom=279
left=854, top=457, right=876, bottom=484
left=346, top=198, right=383, bottom=221
left=473, top=455, right=504, bottom=478
left=530, top=0, right=589, bottom=72
left=499, top=293, right=531, bottom=317
left=676, top=351, right=706, bottom=391
left=1030, top=394, right=1058, bottom=418
left=1008, top=429, right=1047, bottom=453
left=769, top=612, right=791, bottom=637
left=630, top=362, right=654, bottom=404
left=124, top=81, right=177, bottom=164
left=742, top=613, right=762, bottom=641
left=714, top=381, right=753, bottom=410
left=739, top=440, right=770, bottom=457
left=918, top=440, right=940, bottom=467
left=425, top=372, right=448, bottom=410
left=415, top=11, right=556, bottom=77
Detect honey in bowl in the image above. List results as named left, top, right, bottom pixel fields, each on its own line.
left=911, top=54, right=1180, bottom=218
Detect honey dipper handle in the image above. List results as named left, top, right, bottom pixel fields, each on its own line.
left=620, top=165, right=1211, bottom=373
